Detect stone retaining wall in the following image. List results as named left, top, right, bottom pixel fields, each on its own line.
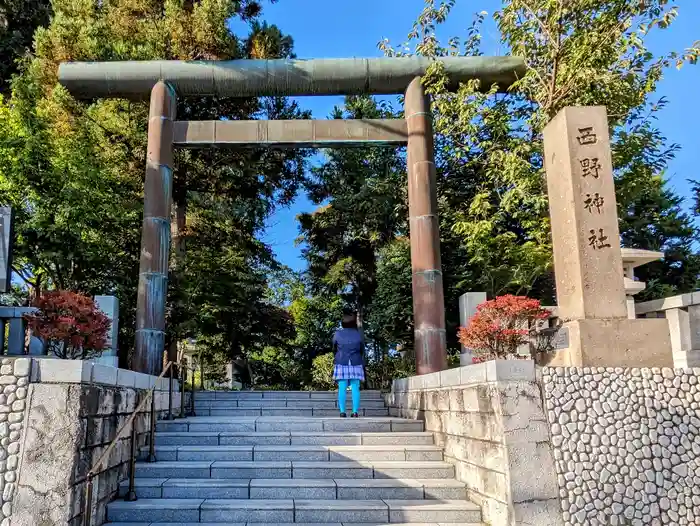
left=387, top=362, right=700, bottom=526
left=385, top=361, right=562, bottom=526
left=542, top=366, right=700, bottom=526
left=0, top=358, right=180, bottom=526
left=0, top=357, right=31, bottom=526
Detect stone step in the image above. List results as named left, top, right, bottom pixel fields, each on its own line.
left=194, top=391, right=384, bottom=400
left=155, top=432, right=435, bottom=447
left=134, top=461, right=455, bottom=480
left=107, top=498, right=480, bottom=523
left=142, top=445, right=443, bottom=462
left=119, top=477, right=467, bottom=500
left=156, top=417, right=423, bottom=434
left=195, top=400, right=388, bottom=409
left=193, top=408, right=389, bottom=417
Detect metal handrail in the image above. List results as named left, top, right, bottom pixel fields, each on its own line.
left=81, top=358, right=187, bottom=526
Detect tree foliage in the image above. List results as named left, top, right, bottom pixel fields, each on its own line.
left=297, top=0, right=699, bottom=373
left=0, top=0, right=308, bottom=368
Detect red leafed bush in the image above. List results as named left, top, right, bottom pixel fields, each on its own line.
left=25, top=291, right=111, bottom=359
left=458, top=295, right=552, bottom=360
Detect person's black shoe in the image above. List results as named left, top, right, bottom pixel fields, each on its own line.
left=350, top=412, right=359, bottom=418
left=340, top=412, right=347, bottom=418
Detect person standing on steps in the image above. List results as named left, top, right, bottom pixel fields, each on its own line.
left=332, top=311, right=365, bottom=418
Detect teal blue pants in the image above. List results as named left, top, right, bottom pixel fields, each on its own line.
left=337, top=379, right=361, bottom=414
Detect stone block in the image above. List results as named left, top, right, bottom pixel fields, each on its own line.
left=452, top=460, right=508, bottom=501
left=107, top=499, right=203, bottom=523
left=513, top=497, right=565, bottom=526
left=390, top=421, right=424, bottom=432
left=322, top=420, right=391, bottom=433
left=200, top=499, right=294, bottom=523
left=31, top=359, right=92, bottom=384
left=292, top=461, right=373, bottom=479
left=421, top=479, right=467, bottom=500
left=291, top=433, right=360, bottom=446
left=91, top=365, right=118, bottom=386
left=441, top=434, right=507, bottom=474
left=187, top=421, right=256, bottom=433
left=539, top=318, right=672, bottom=368
left=256, top=446, right=328, bottom=462
left=335, top=479, right=423, bottom=500
left=385, top=500, right=481, bottom=523
left=256, top=419, right=323, bottom=432
left=118, top=478, right=165, bottom=499
left=11, top=383, right=83, bottom=526
left=506, top=441, right=559, bottom=502
left=250, top=479, right=336, bottom=500
left=485, top=359, right=536, bottom=383
left=162, top=478, right=249, bottom=499
left=438, top=367, right=462, bottom=388
left=294, top=500, right=389, bottom=523
left=423, top=390, right=450, bottom=412
left=405, top=447, right=443, bottom=462
left=116, top=369, right=136, bottom=388
left=176, top=445, right=252, bottom=461
left=12, top=358, right=31, bottom=378
left=221, top=432, right=290, bottom=446
left=157, top=432, right=219, bottom=446
left=459, top=363, right=488, bottom=385
left=360, top=432, right=433, bottom=446
left=329, top=446, right=405, bottom=462
left=372, top=461, right=454, bottom=479
left=210, top=461, right=291, bottom=479
left=135, top=461, right=212, bottom=479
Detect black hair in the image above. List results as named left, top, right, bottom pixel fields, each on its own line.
left=341, top=312, right=358, bottom=329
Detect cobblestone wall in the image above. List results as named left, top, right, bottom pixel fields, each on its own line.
left=542, top=366, right=700, bottom=526
left=0, top=357, right=30, bottom=526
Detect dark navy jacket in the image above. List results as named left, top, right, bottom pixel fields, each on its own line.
left=332, top=328, right=365, bottom=366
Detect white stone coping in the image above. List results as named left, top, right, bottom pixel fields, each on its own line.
left=635, top=292, right=700, bottom=315
left=391, top=359, right=536, bottom=392
left=2, top=357, right=176, bottom=391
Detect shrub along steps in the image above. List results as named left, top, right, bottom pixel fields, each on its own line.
left=155, top=431, right=436, bottom=447
left=107, top=498, right=482, bottom=523
left=156, top=417, right=424, bottom=434
left=119, top=477, right=468, bottom=500
left=141, top=444, right=443, bottom=462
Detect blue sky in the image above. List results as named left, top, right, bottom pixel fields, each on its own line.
left=255, top=0, right=700, bottom=271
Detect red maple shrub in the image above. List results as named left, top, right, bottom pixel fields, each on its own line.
left=458, top=295, right=552, bottom=360
left=25, top=291, right=111, bottom=359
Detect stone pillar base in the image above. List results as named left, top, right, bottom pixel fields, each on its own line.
left=537, top=318, right=672, bottom=368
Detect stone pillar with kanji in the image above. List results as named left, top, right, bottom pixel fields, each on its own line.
left=542, top=106, right=672, bottom=367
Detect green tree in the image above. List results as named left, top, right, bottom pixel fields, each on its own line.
left=0, top=0, right=308, bottom=366
left=380, top=0, right=699, bottom=301
left=0, top=0, right=51, bottom=94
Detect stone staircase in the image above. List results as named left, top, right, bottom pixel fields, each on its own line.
left=107, top=390, right=482, bottom=525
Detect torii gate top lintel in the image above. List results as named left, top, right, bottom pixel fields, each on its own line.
left=58, top=56, right=526, bottom=99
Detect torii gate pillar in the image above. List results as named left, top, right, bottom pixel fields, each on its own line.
left=405, top=77, right=447, bottom=375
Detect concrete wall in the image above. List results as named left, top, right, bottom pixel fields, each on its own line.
left=0, top=358, right=180, bottom=526
left=385, top=361, right=563, bottom=526
left=542, top=366, right=700, bottom=526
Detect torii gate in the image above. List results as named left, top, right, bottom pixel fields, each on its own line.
left=58, top=56, right=525, bottom=377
